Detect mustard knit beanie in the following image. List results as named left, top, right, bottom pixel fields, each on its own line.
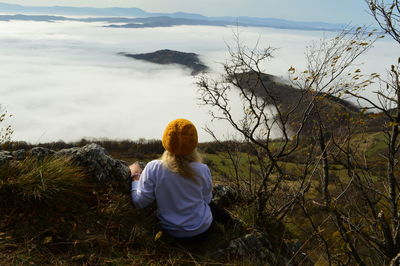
left=162, top=119, right=198, bottom=156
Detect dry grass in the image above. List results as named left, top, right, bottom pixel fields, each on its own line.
left=0, top=156, right=243, bottom=265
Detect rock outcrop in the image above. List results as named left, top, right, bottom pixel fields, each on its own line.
left=213, top=230, right=278, bottom=265
left=0, top=150, right=13, bottom=164
left=28, top=146, right=55, bottom=159
left=213, top=229, right=312, bottom=265
left=57, top=143, right=131, bottom=190
left=0, top=143, right=131, bottom=191
left=212, top=184, right=238, bottom=207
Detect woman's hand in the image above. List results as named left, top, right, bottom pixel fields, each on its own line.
left=130, top=162, right=142, bottom=181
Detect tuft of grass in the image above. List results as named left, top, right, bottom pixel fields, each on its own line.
left=0, top=156, right=91, bottom=212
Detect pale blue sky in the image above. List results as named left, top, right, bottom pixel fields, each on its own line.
left=0, top=0, right=374, bottom=24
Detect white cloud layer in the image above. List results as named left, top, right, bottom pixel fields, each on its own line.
left=0, top=21, right=398, bottom=143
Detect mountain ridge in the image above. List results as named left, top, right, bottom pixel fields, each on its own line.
left=0, top=2, right=344, bottom=31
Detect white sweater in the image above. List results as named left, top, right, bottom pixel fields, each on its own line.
left=131, top=160, right=213, bottom=238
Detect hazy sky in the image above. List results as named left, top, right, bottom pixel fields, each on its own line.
left=0, top=0, right=374, bottom=24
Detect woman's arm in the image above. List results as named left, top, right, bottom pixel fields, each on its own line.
left=130, top=162, right=156, bottom=208
left=130, top=162, right=142, bottom=181
left=203, top=165, right=213, bottom=204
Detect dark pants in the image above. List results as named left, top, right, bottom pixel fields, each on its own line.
left=174, top=201, right=234, bottom=242
left=209, top=201, right=234, bottom=224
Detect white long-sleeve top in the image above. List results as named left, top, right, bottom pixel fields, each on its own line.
left=131, top=160, right=213, bottom=238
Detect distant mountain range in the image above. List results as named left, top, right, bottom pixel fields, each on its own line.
left=0, top=2, right=345, bottom=31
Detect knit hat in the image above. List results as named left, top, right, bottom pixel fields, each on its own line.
left=162, top=119, right=198, bottom=156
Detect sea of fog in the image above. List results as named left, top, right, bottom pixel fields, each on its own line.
left=0, top=21, right=398, bottom=143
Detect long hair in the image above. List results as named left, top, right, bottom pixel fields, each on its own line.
left=160, top=149, right=203, bottom=183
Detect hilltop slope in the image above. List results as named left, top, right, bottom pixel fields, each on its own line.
left=234, top=71, right=388, bottom=135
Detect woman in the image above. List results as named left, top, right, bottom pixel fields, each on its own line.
left=130, top=118, right=213, bottom=239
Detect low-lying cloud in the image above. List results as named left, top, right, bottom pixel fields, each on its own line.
left=0, top=21, right=397, bottom=143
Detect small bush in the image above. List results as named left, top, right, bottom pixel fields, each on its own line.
left=0, top=106, right=13, bottom=146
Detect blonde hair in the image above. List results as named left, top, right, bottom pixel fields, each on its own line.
left=160, top=149, right=203, bottom=183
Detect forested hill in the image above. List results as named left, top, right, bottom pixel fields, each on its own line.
left=119, top=49, right=208, bottom=75
left=234, top=71, right=390, bottom=134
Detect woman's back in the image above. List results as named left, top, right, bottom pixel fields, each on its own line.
left=131, top=160, right=213, bottom=237
left=130, top=119, right=214, bottom=238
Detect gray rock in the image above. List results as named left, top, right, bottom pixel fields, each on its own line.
left=28, top=147, right=55, bottom=159
left=213, top=230, right=281, bottom=265
left=12, top=149, right=26, bottom=160
left=56, top=143, right=131, bottom=191
left=1, top=144, right=131, bottom=190
left=213, top=229, right=312, bottom=265
left=212, top=184, right=238, bottom=207
left=0, top=150, right=13, bottom=164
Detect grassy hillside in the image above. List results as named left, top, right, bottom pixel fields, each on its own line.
left=0, top=131, right=393, bottom=264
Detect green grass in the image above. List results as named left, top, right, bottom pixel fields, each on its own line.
left=204, top=152, right=264, bottom=180
left=365, top=132, right=387, bottom=158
